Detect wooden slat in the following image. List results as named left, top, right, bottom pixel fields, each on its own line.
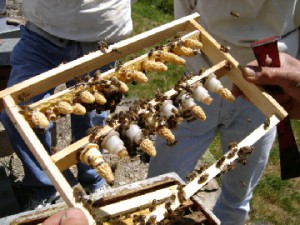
left=0, top=13, right=200, bottom=111
left=0, top=13, right=290, bottom=224
left=183, top=115, right=280, bottom=199
left=51, top=126, right=111, bottom=171
left=28, top=30, right=201, bottom=110
left=51, top=60, right=229, bottom=171
left=2, top=95, right=95, bottom=225
left=146, top=115, right=280, bottom=222
left=188, top=19, right=287, bottom=120
left=94, top=184, right=179, bottom=218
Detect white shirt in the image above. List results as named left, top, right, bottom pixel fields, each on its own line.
left=22, top=0, right=133, bottom=43
left=175, top=0, right=300, bottom=87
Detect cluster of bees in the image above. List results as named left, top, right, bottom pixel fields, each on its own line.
left=19, top=33, right=236, bottom=187
left=74, top=144, right=256, bottom=224
left=19, top=34, right=206, bottom=128
left=20, top=75, right=129, bottom=129
left=78, top=69, right=236, bottom=185
left=73, top=182, right=201, bottom=225
left=185, top=141, right=255, bottom=188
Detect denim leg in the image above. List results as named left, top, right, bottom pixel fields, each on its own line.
left=0, top=26, right=67, bottom=189
left=1, top=25, right=105, bottom=195
left=148, top=94, right=275, bottom=224
left=213, top=97, right=276, bottom=225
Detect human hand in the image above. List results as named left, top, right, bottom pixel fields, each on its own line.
left=42, top=208, right=88, bottom=225
left=232, top=53, right=300, bottom=119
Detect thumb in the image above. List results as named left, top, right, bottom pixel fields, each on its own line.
left=43, top=208, right=88, bottom=225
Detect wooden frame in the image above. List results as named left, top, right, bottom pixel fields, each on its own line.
left=3, top=173, right=220, bottom=225
left=0, top=13, right=287, bottom=224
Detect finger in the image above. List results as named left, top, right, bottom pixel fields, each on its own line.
left=243, top=65, right=300, bottom=93
left=242, top=66, right=285, bottom=86
left=61, top=208, right=88, bottom=225
left=43, top=210, right=66, bottom=225
left=43, top=208, right=88, bottom=225
left=242, top=66, right=268, bottom=84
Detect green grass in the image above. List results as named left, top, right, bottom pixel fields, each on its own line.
left=125, top=1, right=183, bottom=99
left=249, top=120, right=300, bottom=225
left=130, top=2, right=300, bottom=224
left=208, top=123, right=300, bottom=225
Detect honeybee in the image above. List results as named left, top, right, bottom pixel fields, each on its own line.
left=186, top=171, right=198, bottom=181
left=174, top=32, right=183, bottom=41
left=195, top=163, right=208, bottom=174
left=111, top=77, right=121, bottom=87
left=240, top=146, right=255, bottom=155
left=84, top=74, right=92, bottom=82
left=164, top=199, right=172, bottom=209
left=230, top=11, right=240, bottom=20
left=17, top=92, right=30, bottom=102
left=228, top=141, right=238, bottom=150
left=248, top=146, right=255, bottom=154
left=110, top=162, right=118, bottom=173
left=177, top=184, right=186, bottom=203
left=148, top=48, right=155, bottom=58
left=149, top=199, right=157, bottom=212
left=176, top=40, right=185, bottom=48
left=147, top=215, right=157, bottom=224
left=93, top=70, right=101, bottom=80
left=198, top=173, right=209, bottom=184
left=115, top=60, right=123, bottom=72
left=155, top=45, right=164, bottom=51
left=221, top=162, right=236, bottom=174
left=97, top=39, right=109, bottom=52
left=132, top=214, right=139, bottom=223
left=86, top=126, right=101, bottom=136
left=216, top=156, right=226, bottom=168
left=155, top=89, right=166, bottom=102
left=227, top=162, right=236, bottom=171
left=73, top=187, right=84, bottom=203
left=238, top=147, right=247, bottom=156
left=198, top=68, right=205, bottom=75
left=237, top=156, right=247, bottom=165
left=263, top=117, right=270, bottom=130
left=220, top=45, right=230, bottom=53
left=226, top=150, right=236, bottom=159
left=95, top=217, right=103, bottom=225
left=82, top=197, right=93, bottom=209
left=134, top=215, right=146, bottom=225
left=240, top=180, right=247, bottom=187
left=111, top=47, right=122, bottom=55
left=120, top=122, right=130, bottom=131
left=170, top=194, right=176, bottom=202
left=19, top=105, right=34, bottom=115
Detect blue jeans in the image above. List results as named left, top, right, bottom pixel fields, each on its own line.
left=148, top=94, right=276, bottom=225
left=1, top=25, right=109, bottom=199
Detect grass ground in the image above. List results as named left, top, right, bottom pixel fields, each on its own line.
left=130, top=1, right=300, bottom=224
left=126, top=0, right=183, bottom=99
left=249, top=120, right=300, bottom=225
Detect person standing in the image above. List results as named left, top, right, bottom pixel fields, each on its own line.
left=148, top=1, right=300, bottom=224
left=1, top=0, right=134, bottom=211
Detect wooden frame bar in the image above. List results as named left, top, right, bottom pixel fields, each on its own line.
left=0, top=12, right=288, bottom=224
left=0, top=13, right=200, bottom=111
